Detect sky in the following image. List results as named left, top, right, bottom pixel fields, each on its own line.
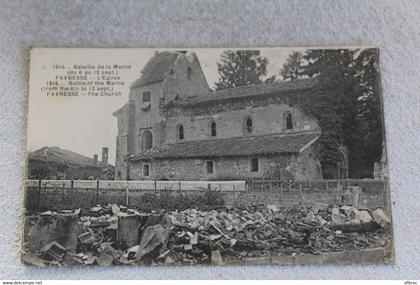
left=27, top=48, right=305, bottom=165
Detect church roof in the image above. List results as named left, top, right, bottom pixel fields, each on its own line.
left=130, top=132, right=320, bottom=160
left=130, top=52, right=180, bottom=88
left=171, top=77, right=318, bottom=106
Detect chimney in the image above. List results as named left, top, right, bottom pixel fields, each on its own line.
left=102, top=147, right=108, bottom=165
left=93, top=154, right=98, bottom=165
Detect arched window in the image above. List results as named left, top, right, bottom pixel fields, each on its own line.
left=142, top=91, right=151, bottom=103
left=210, top=122, right=217, bottom=137
left=178, top=124, right=184, bottom=140
left=187, top=67, right=193, bottom=80
left=285, top=112, right=293, bottom=130
left=245, top=117, right=253, bottom=134
left=141, top=130, right=153, bottom=151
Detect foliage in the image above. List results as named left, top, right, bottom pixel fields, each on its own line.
left=287, top=48, right=383, bottom=178
left=279, top=51, right=304, bottom=81
left=215, top=50, right=268, bottom=90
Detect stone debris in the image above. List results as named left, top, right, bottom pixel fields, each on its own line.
left=372, top=208, right=391, bottom=229
left=22, top=202, right=392, bottom=266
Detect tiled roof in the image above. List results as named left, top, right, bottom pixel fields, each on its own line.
left=130, top=132, right=320, bottom=160
left=130, top=52, right=179, bottom=88
left=29, top=147, right=113, bottom=168
left=174, top=78, right=318, bottom=106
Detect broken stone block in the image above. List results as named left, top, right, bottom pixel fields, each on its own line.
left=340, top=205, right=356, bottom=217
left=331, top=207, right=340, bottom=216
left=165, top=256, right=175, bottom=264
left=373, top=208, right=391, bottom=228
left=331, top=214, right=347, bottom=224
left=97, top=252, right=113, bottom=266
left=211, top=250, right=224, bottom=265
left=25, top=214, right=79, bottom=253
left=62, top=252, right=84, bottom=266
left=104, top=223, right=118, bottom=241
left=303, top=211, right=316, bottom=223
left=21, top=251, right=47, bottom=266
left=111, top=204, right=120, bottom=215
left=78, top=230, right=96, bottom=244
left=117, top=214, right=146, bottom=248
left=40, top=241, right=66, bottom=261
left=326, top=235, right=334, bottom=241
left=317, top=216, right=328, bottom=225
left=267, top=204, right=279, bottom=212
left=189, top=232, right=198, bottom=245
left=354, top=210, right=373, bottom=223
left=184, top=244, right=193, bottom=251
left=157, top=250, right=170, bottom=260
left=135, top=224, right=170, bottom=261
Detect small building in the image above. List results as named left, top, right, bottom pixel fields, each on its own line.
left=113, top=51, right=325, bottom=181
left=28, top=146, right=114, bottom=180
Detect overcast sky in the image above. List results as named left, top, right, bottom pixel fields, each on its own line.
left=27, top=48, right=305, bottom=164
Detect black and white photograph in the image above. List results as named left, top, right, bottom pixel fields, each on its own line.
left=22, top=47, right=394, bottom=267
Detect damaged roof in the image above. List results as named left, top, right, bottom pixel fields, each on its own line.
left=130, top=132, right=320, bottom=160
left=130, top=52, right=180, bottom=88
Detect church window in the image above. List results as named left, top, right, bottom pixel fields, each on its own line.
left=245, top=117, right=253, bottom=134
left=142, top=91, right=151, bottom=103
left=141, top=130, right=153, bottom=151
left=285, top=112, right=293, bottom=130
left=187, top=67, right=193, bottom=80
left=210, top=122, right=217, bottom=137
left=178, top=124, right=184, bottom=140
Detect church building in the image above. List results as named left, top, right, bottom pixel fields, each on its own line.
left=113, top=51, right=324, bottom=181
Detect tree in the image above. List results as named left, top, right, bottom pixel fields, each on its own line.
left=215, top=50, right=268, bottom=90
left=294, top=48, right=383, bottom=178
left=280, top=51, right=304, bottom=81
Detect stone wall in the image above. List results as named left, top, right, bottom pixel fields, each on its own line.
left=24, top=179, right=388, bottom=213
left=128, top=148, right=322, bottom=181
left=164, top=101, right=320, bottom=144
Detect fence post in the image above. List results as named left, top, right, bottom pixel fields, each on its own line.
left=154, top=180, right=157, bottom=192
left=299, top=183, right=303, bottom=203
left=62, top=182, right=65, bottom=203
left=179, top=181, right=182, bottom=191
left=96, top=179, right=99, bottom=204
left=309, top=180, right=312, bottom=190
left=126, top=186, right=129, bottom=206
left=37, top=179, right=41, bottom=211
left=269, top=181, right=272, bottom=192
left=326, top=180, right=329, bottom=191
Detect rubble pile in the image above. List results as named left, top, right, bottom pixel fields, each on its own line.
left=22, top=202, right=392, bottom=266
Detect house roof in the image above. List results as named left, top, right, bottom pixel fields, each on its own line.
left=171, top=77, right=318, bottom=106
left=130, top=132, right=320, bottom=160
left=130, top=52, right=180, bottom=88
left=29, top=147, right=113, bottom=168
left=112, top=102, right=128, bottom=116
